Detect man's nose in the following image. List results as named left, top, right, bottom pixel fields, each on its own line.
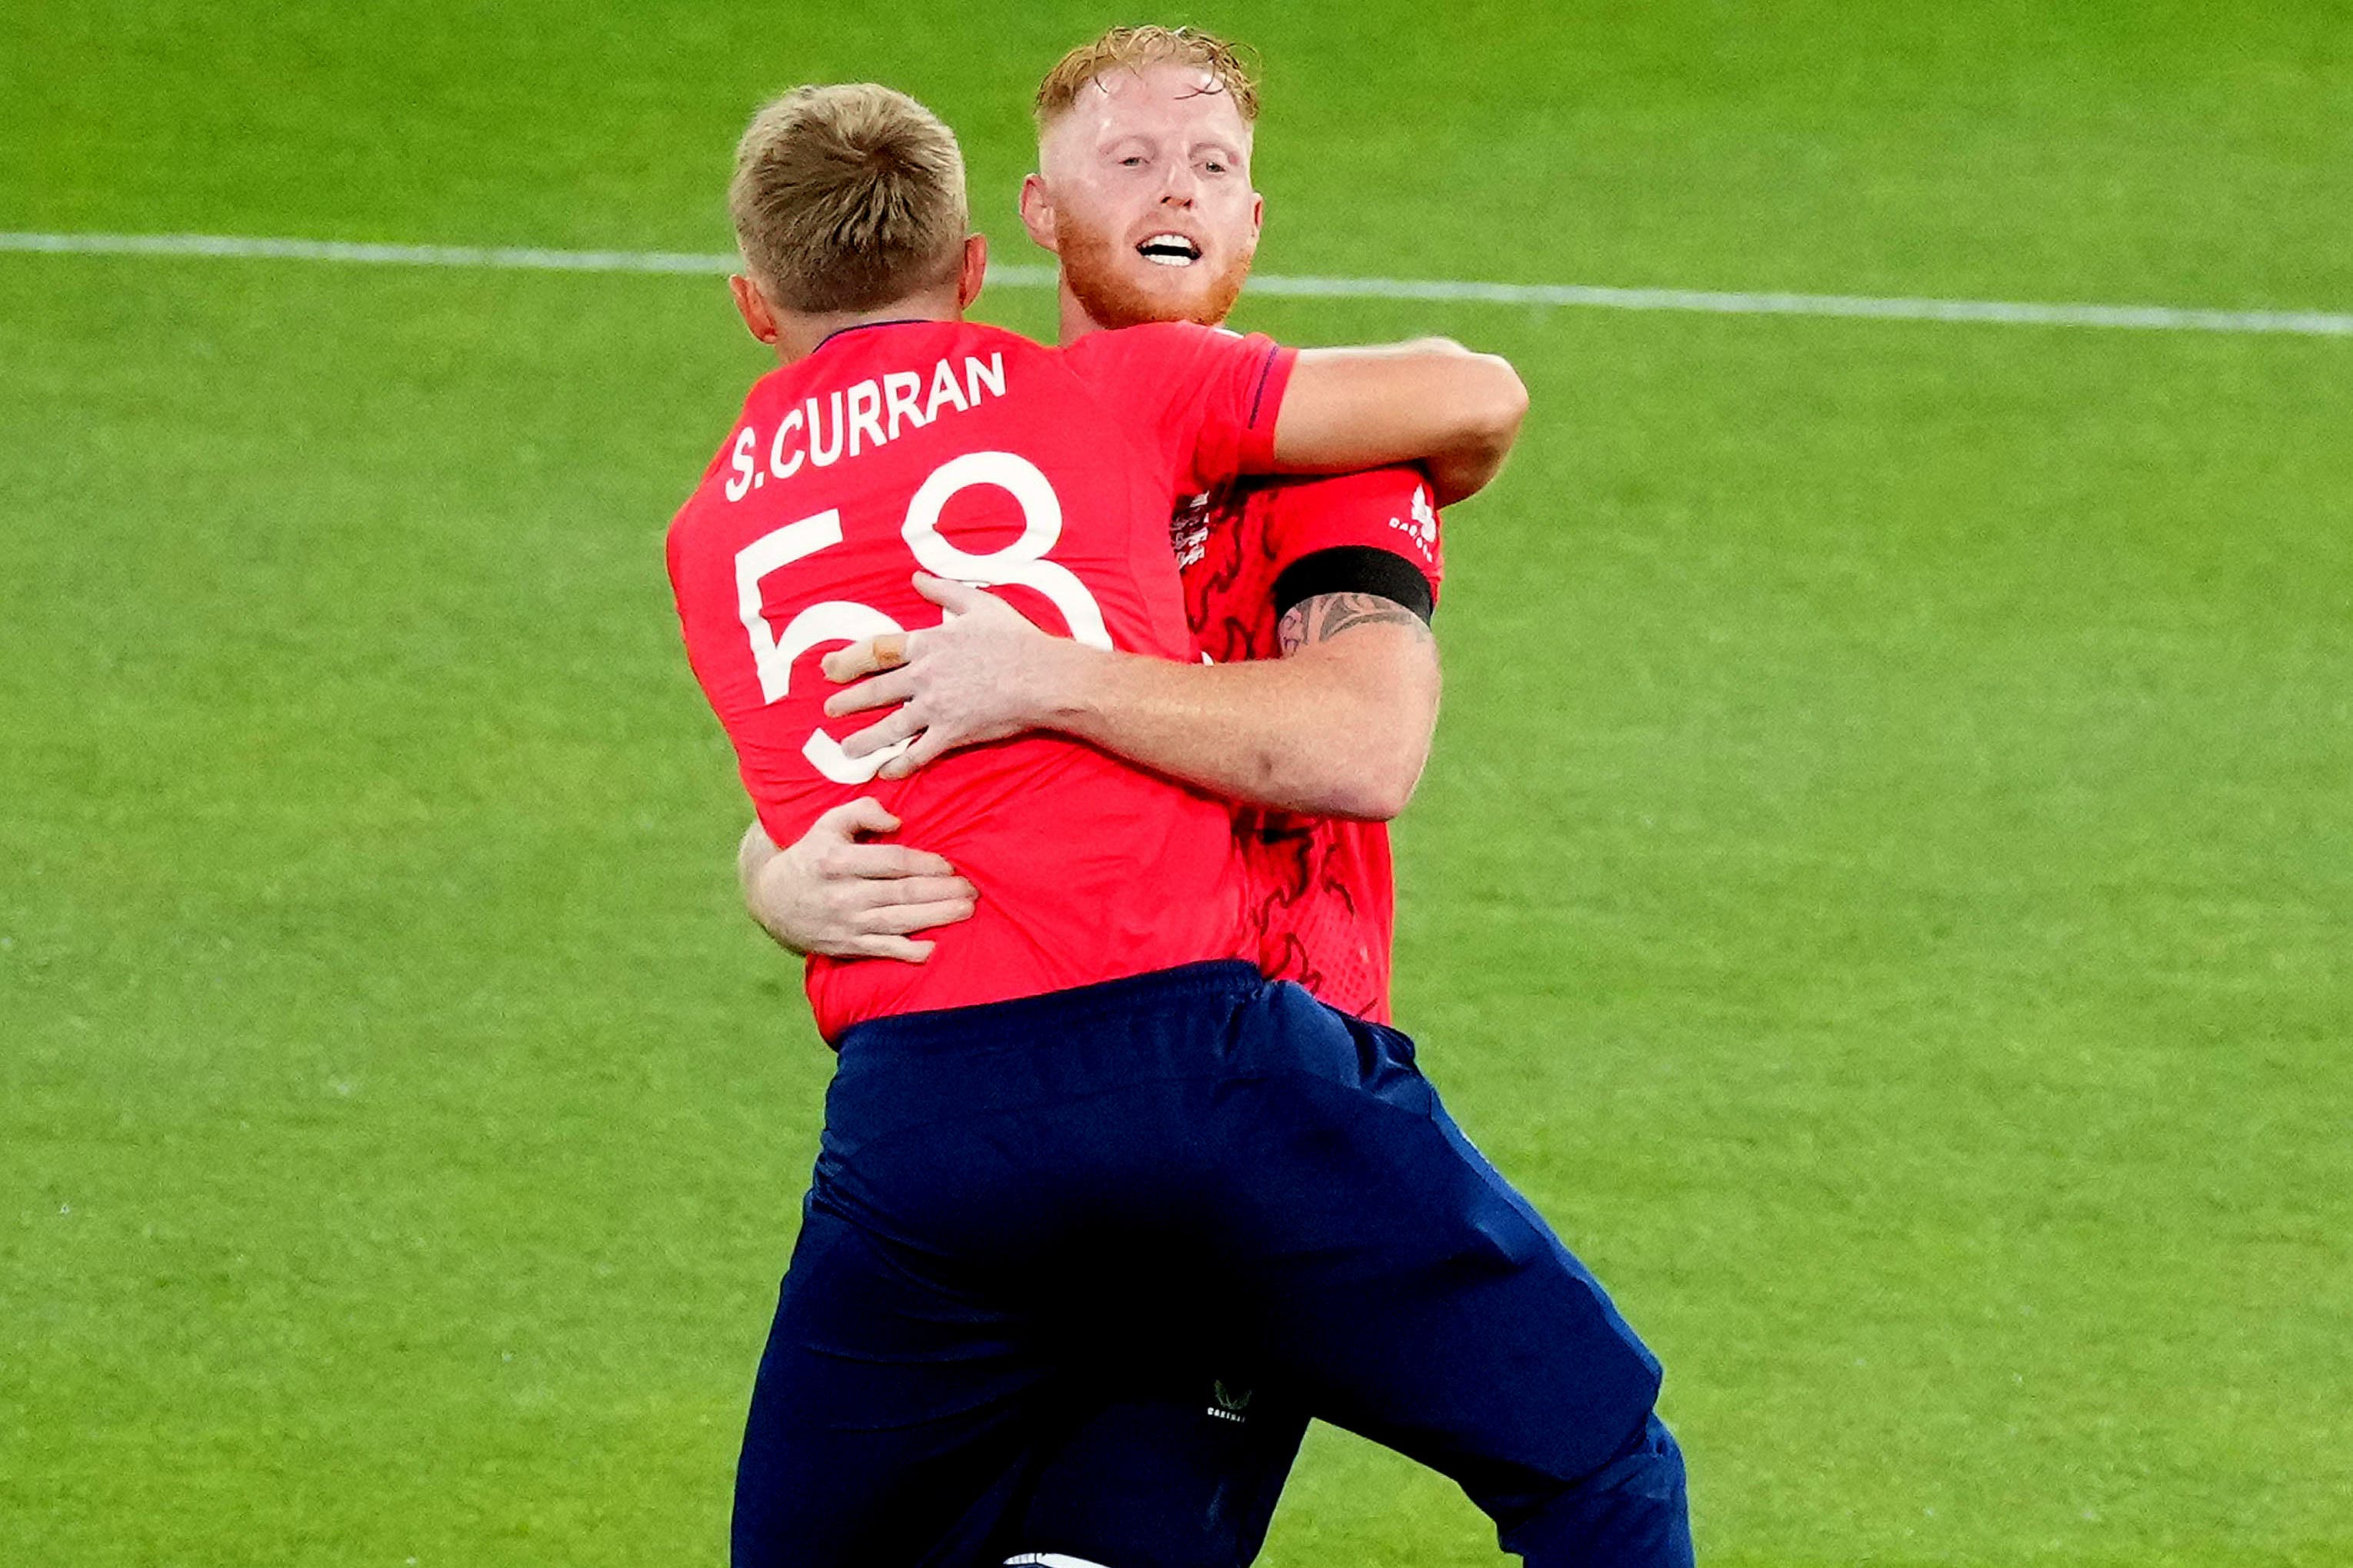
left=1158, top=162, right=1198, bottom=205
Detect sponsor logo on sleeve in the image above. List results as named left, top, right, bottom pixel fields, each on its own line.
left=1387, top=484, right=1438, bottom=561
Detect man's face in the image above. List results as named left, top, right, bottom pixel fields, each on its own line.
left=1029, top=62, right=1263, bottom=329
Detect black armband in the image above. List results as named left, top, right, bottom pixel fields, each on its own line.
left=1271, top=545, right=1436, bottom=624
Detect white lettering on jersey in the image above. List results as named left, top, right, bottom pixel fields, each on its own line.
left=768, top=409, right=805, bottom=480
left=805, top=391, right=844, bottom=468
left=882, top=371, right=925, bottom=441
left=925, top=357, right=972, bottom=421
left=723, top=427, right=758, bottom=501
left=731, top=352, right=1008, bottom=501
left=845, top=381, right=885, bottom=457
left=733, top=451, right=1109, bottom=784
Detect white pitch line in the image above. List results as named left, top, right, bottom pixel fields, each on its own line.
left=5, top=229, right=2350, bottom=338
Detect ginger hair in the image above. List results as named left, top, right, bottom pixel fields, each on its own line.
left=1033, top=25, right=1261, bottom=131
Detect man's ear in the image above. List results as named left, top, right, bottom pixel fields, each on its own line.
left=954, top=234, right=989, bottom=311
left=1018, top=173, right=1058, bottom=254
left=729, top=274, right=782, bottom=345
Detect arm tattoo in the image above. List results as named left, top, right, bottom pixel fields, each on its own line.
left=1278, top=591, right=1438, bottom=656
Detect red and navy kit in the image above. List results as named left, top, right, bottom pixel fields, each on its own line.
left=973, top=473, right=1454, bottom=1566
left=733, top=964, right=1688, bottom=1568
left=1175, top=464, right=1446, bottom=1021
left=683, top=324, right=1688, bottom=1568
left=668, top=318, right=1295, bottom=1040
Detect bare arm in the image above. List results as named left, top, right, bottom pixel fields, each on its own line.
left=1042, top=591, right=1439, bottom=817
left=823, top=575, right=1440, bottom=820
left=1268, top=340, right=1528, bottom=508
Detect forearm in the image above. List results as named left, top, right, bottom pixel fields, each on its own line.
left=1271, top=341, right=1528, bottom=507
left=1417, top=440, right=1510, bottom=511
left=737, top=821, right=807, bottom=954
left=1374, top=340, right=1519, bottom=508
left=1028, top=634, right=1435, bottom=820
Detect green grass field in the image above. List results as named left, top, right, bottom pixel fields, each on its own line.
left=5, top=2, right=2351, bottom=1563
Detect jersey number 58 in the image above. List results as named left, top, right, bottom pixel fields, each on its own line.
left=732, top=451, right=1114, bottom=784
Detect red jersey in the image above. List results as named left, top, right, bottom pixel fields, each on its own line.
left=1175, top=465, right=1446, bottom=1022
left=669, top=318, right=1296, bottom=1040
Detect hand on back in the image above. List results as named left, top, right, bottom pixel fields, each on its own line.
left=822, top=572, right=1080, bottom=779
left=739, top=800, right=977, bottom=964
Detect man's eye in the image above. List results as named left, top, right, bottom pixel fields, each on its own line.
left=1119, top=155, right=1147, bottom=168
left=1203, top=161, right=1228, bottom=175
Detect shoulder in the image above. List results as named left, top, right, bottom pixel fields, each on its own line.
left=1061, top=320, right=1244, bottom=376
left=954, top=320, right=1051, bottom=355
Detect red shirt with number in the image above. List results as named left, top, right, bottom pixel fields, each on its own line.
left=1174, top=466, right=1446, bottom=1022
left=668, top=318, right=1296, bottom=1040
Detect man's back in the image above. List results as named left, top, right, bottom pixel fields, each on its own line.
left=669, top=318, right=1294, bottom=1037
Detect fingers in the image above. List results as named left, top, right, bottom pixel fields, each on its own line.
left=823, top=631, right=912, bottom=684
left=837, top=707, right=925, bottom=761
left=846, top=934, right=936, bottom=964
left=878, top=724, right=958, bottom=781
left=808, top=797, right=900, bottom=841
left=910, top=571, right=990, bottom=613
left=822, top=841, right=961, bottom=881
left=843, top=873, right=975, bottom=909
left=859, top=896, right=979, bottom=937
left=820, top=641, right=875, bottom=683
left=825, top=666, right=918, bottom=719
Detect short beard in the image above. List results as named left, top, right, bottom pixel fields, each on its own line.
left=1059, top=222, right=1253, bottom=331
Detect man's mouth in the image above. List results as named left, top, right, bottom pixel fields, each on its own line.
left=1135, top=233, right=1203, bottom=268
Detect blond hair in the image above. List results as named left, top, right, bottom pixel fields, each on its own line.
left=729, top=84, right=969, bottom=314
left=1034, top=25, right=1261, bottom=131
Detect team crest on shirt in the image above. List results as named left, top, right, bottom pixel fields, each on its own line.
left=1170, top=491, right=1213, bottom=569
left=1388, top=485, right=1438, bottom=561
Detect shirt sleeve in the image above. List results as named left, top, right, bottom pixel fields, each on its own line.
left=1065, top=322, right=1298, bottom=494
left=1262, top=465, right=1445, bottom=616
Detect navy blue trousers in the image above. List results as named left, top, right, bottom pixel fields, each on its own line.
left=732, top=962, right=1690, bottom=1567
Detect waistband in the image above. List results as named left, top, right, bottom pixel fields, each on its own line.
left=835, top=960, right=1264, bottom=1059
